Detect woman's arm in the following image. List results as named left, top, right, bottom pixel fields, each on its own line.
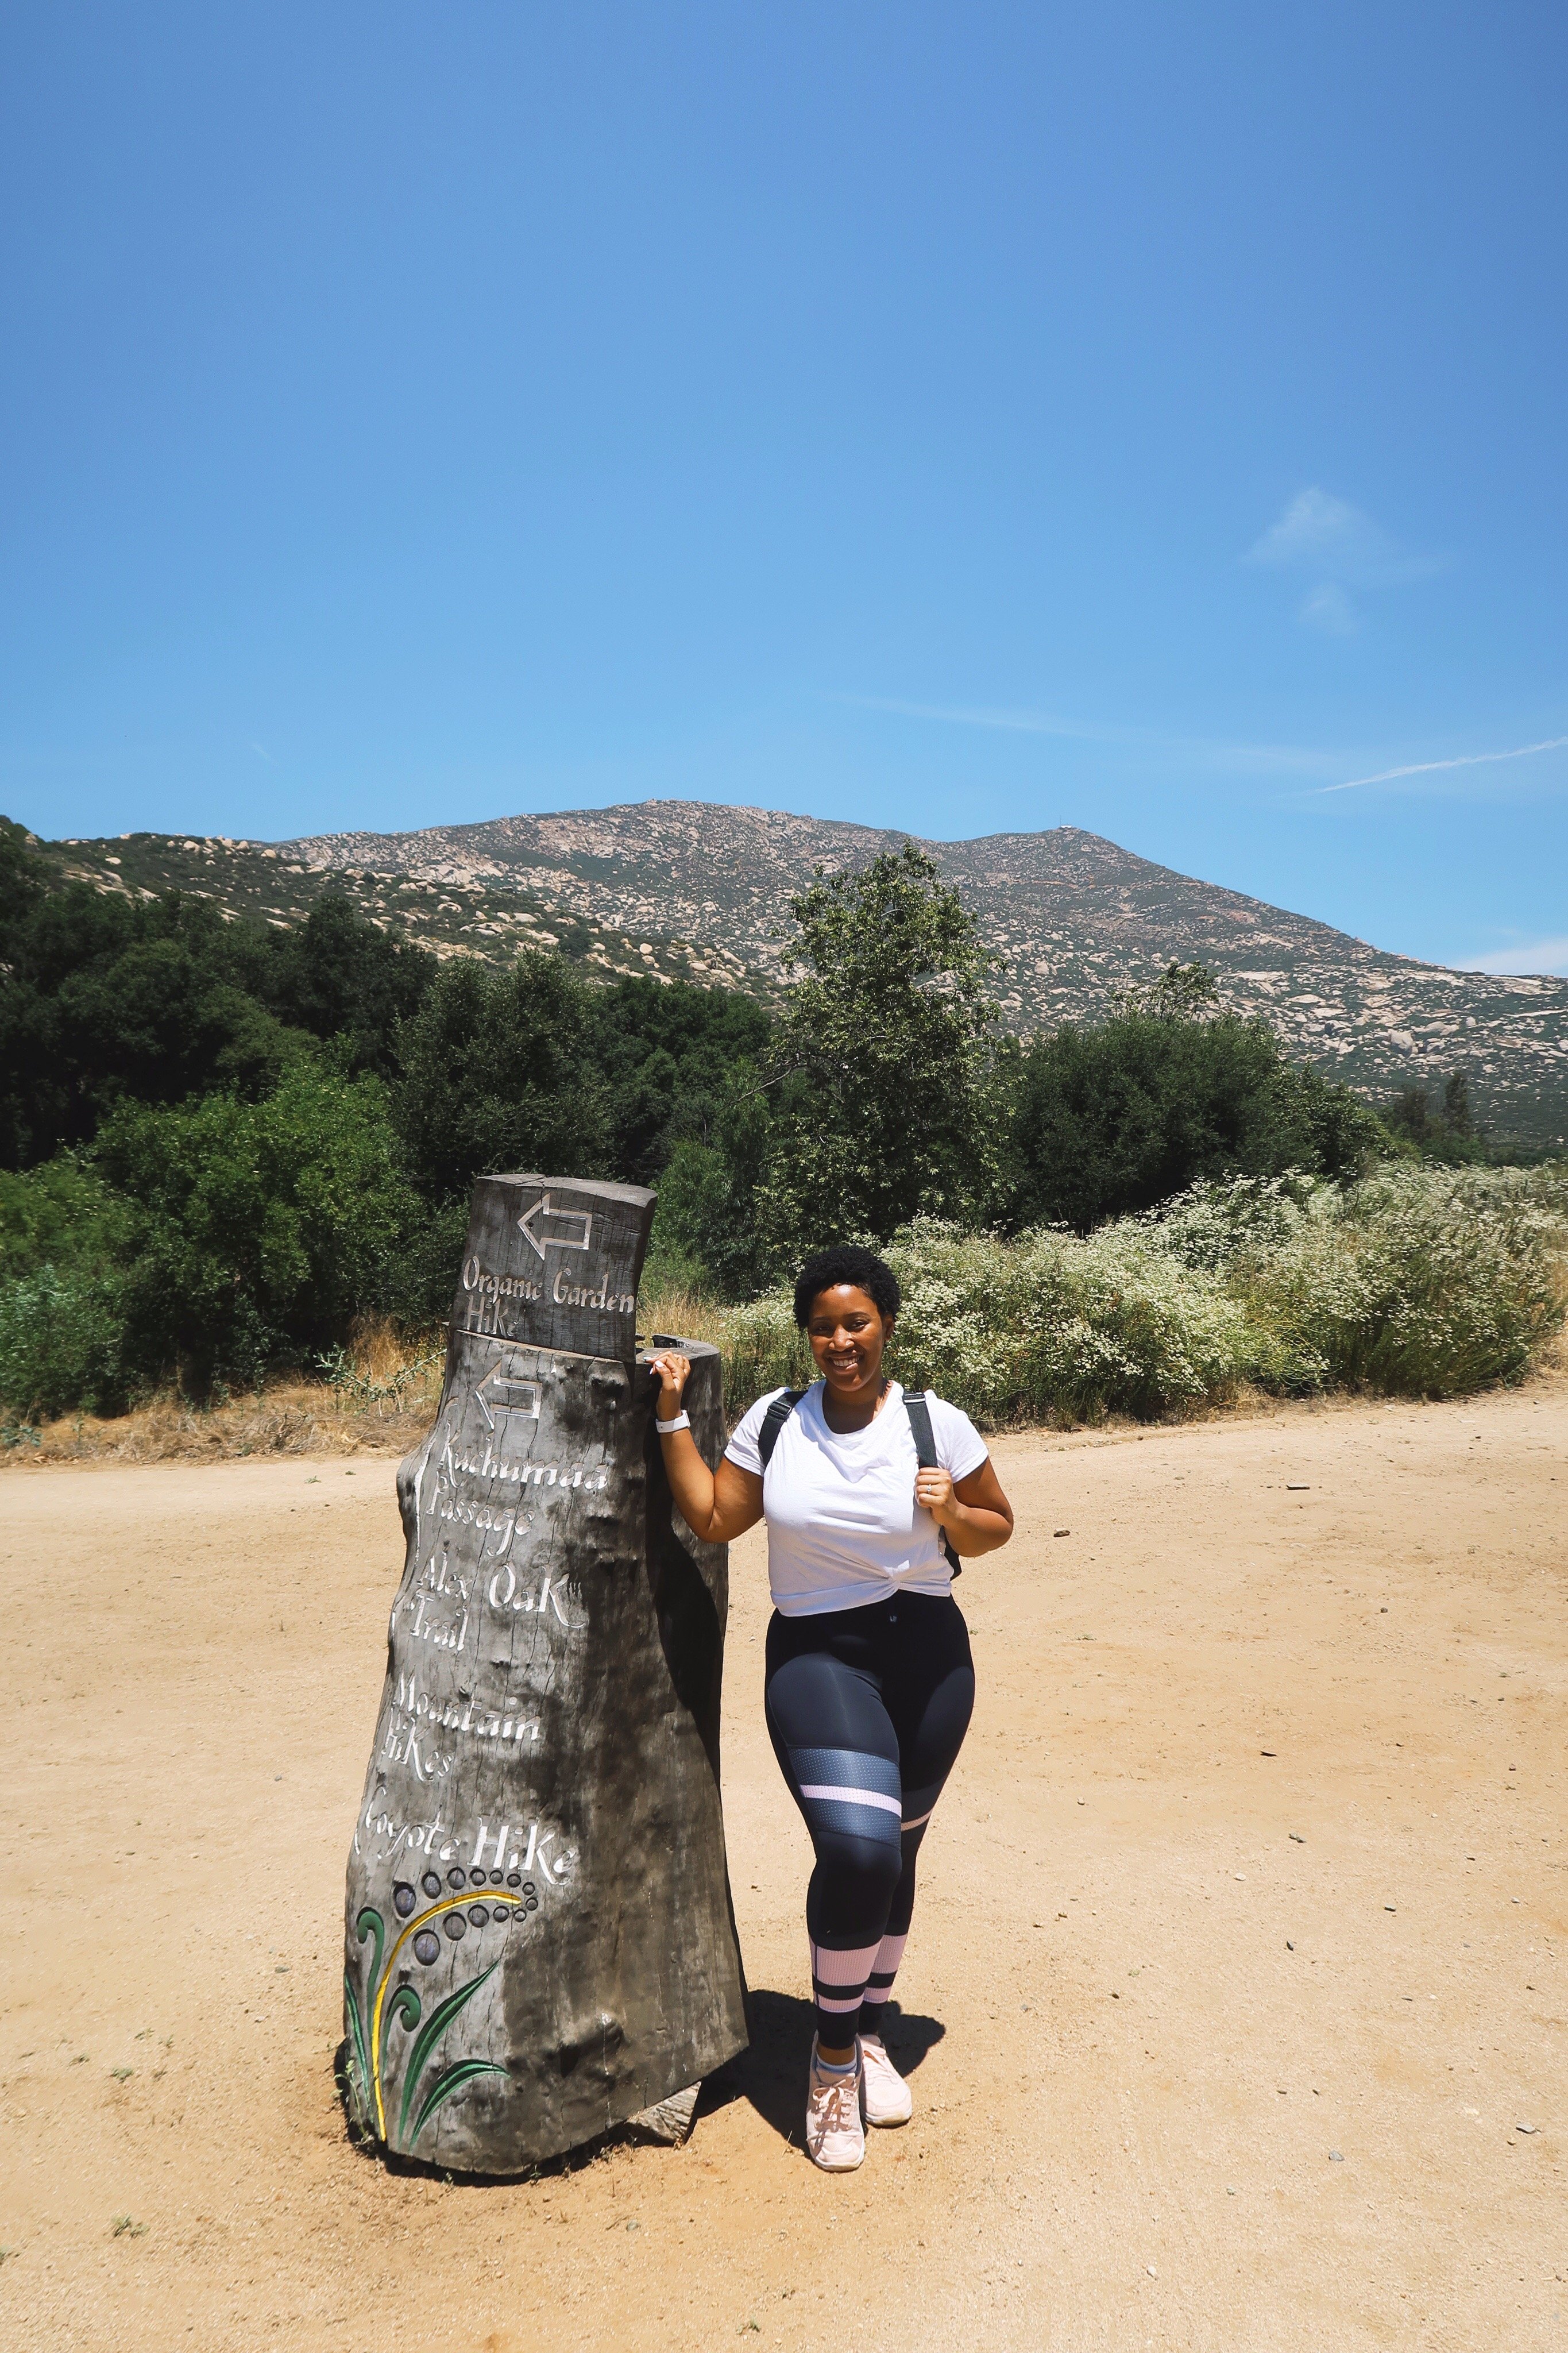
left=914, top=1456, right=1014, bottom=1558
left=648, top=1351, right=765, bottom=1545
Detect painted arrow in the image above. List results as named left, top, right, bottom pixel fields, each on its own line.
left=476, top=1365, right=542, bottom=1433
left=517, top=1193, right=594, bottom=1260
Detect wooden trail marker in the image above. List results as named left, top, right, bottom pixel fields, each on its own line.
left=342, top=1174, right=747, bottom=2170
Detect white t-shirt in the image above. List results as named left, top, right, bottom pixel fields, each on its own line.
left=724, top=1379, right=990, bottom=1618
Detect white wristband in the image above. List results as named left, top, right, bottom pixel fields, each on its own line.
left=655, top=1411, right=690, bottom=1435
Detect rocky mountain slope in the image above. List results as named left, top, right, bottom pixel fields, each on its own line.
left=45, top=799, right=1568, bottom=1144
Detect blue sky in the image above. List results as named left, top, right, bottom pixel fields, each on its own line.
left=2, top=3, right=1566, bottom=972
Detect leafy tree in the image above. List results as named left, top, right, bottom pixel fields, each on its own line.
left=0, top=881, right=301, bottom=1165
left=93, top=1061, right=419, bottom=1392
left=392, top=951, right=612, bottom=1206
left=1112, top=959, right=1223, bottom=1019
left=585, top=974, right=773, bottom=1185
left=0, top=816, right=48, bottom=941
left=1385, top=1068, right=1488, bottom=1165
left=646, top=1073, right=778, bottom=1300
left=1391, top=1084, right=1432, bottom=1144
left=0, top=1156, right=126, bottom=1280
left=260, top=888, right=434, bottom=1077
left=751, top=845, right=1000, bottom=1261
left=1005, top=977, right=1388, bottom=1232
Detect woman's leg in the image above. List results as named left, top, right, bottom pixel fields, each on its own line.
left=858, top=1596, right=975, bottom=2044
left=764, top=1619, right=905, bottom=2062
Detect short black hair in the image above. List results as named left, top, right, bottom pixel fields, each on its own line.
left=793, top=1245, right=901, bottom=1330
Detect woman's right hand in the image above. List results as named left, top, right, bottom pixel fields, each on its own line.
left=648, top=1351, right=692, bottom=1419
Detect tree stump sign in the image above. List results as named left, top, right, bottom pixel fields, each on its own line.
left=342, top=1174, right=748, bottom=2170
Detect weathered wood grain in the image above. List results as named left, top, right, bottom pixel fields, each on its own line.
left=342, top=1175, right=747, bottom=2171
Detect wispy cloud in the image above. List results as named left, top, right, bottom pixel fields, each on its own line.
left=1246, top=488, right=1437, bottom=587
left=1319, top=734, right=1568, bottom=794
left=844, top=694, right=1095, bottom=741
left=1245, top=487, right=1443, bottom=634
left=1455, top=935, right=1568, bottom=978
left=836, top=693, right=1337, bottom=779
left=1299, top=583, right=1358, bottom=637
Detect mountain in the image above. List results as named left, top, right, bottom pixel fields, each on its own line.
left=43, top=799, right=1568, bottom=1144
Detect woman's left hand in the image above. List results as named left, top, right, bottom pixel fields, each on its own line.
left=915, top=1465, right=957, bottom=1529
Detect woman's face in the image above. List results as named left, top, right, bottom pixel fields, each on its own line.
left=805, top=1284, right=892, bottom=1396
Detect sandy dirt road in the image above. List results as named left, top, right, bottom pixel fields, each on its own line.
left=1, top=1387, right=1563, bottom=2352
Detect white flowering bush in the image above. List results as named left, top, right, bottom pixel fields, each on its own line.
left=1252, top=1164, right=1567, bottom=1397
left=880, top=1217, right=1311, bottom=1423
left=1141, top=1172, right=1324, bottom=1274
left=714, top=1289, right=816, bottom=1407
left=709, top=1164, right=1567, bottom=1426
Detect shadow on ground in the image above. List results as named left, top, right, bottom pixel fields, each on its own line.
left=331, top=1997, right=945, bottom=2173
left=700, top=1989, right=945, bottom=2148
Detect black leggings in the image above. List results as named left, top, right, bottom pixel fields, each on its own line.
left=764, top=1591, right=975, bottom=2046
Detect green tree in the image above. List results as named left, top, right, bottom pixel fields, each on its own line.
left=0, top=1157, right=126, bottom=1281
left=753, top=846, right=1000, bottom=1260
left=585, top=974, right=773, bottom=1185
left=392, top=951, right=612, bottom=1206
left=260, top=889, right=434, bottom=1078
left=92, top=1061, right=420, bottom=1392
left=1006, top=982, right=1388, bottom=1233
left=646, top=1073, right=778, bottom=1300
left=1385, top=1068, right=1488, bottom=1165
left=0, top=880, right=302, bottom=1166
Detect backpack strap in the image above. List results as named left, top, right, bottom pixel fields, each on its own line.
left=756, top=1387, right=806, bottom=1471
left=904, top=1392, right=961, bottom=1576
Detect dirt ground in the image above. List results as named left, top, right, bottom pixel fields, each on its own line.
left=1, top=1387, right=1563, bottom=2352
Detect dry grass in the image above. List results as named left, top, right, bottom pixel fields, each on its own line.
left=636, top=1286, right=733, bottom=1352
left=1, top=1319, right=446, bottom=1468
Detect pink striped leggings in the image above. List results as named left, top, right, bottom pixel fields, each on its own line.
left=764, top=1591, right=975, bottom=2049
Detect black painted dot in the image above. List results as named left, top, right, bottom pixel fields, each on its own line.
left=413, top=1931, right=441, bottom=1965
left=522, top=1881, right=537, bottom=1897
left=489, top=1869, right=503, bottom=1885
left=392, top=1882, right=416, bottom=1918
left=447, top=1867, right=466, bottom=1889
left=491, top=1904, right=509, bottom=1923
left=525, top=1897, right=539, bottom=1914
left=506, top=1872, right=522, bottom=1889
left=445, top=1913, right=466, bottom=1941
left=422, top=1872, right=442, bottom=1899
left=469, top=1867, right=486, bottom=1887
left=468, top=1904, right=488, bottom=1927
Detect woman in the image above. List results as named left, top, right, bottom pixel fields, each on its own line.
left=649, top=1243, right=1014, bottom=2171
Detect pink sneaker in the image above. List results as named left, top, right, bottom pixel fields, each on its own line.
left=858, top=2034, right=913, bottom=2127
left=805, top=2040, right=865, bottom=2170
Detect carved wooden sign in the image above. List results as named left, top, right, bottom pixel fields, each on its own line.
left=342, top=1174, right=747, bottom=2170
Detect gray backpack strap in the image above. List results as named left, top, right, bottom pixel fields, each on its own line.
left=904, top=1392, right=961, bottom=1576
left=756, top=1387, right=806, bottom=1471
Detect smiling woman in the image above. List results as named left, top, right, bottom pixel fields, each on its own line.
left=650, top=1241, right=1013, bottom=2173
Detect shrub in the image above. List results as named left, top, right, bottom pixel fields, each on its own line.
left=707, top=1165, right=1568, bottom=1424
left=0, top=1156, right=126, bottom=1280
left=0, top=1263, right=128, bottom=1421
left=716, top=1216, right=1311, bottom=1424
left=92, top=1060, right=422, bottom=1393
left=1251, top=1164, right=1567, bottom=1395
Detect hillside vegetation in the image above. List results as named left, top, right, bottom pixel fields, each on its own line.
left=38, top=797, right=1568, bottom=1145
left=1, top=818, right=1563, bottom=1435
